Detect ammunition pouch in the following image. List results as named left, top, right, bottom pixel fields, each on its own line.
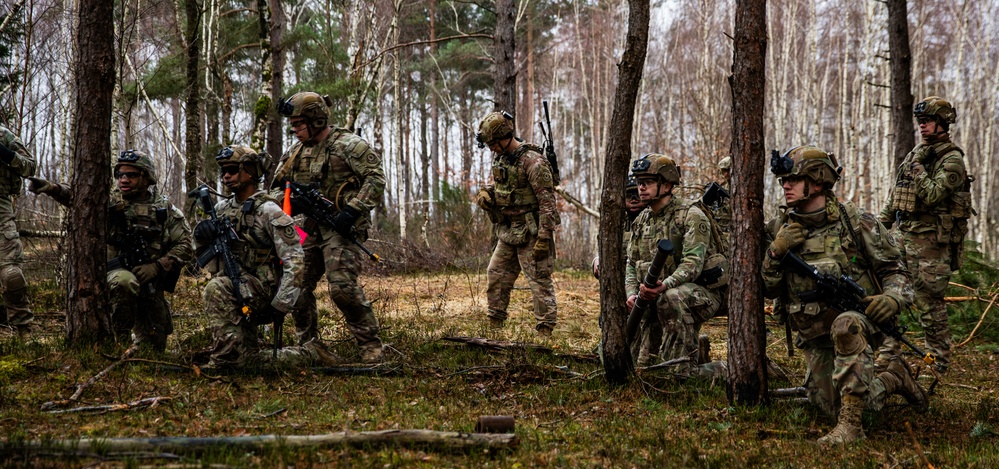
left=695, top=253, right=729, bottom=289
left=496, top=212, right=538, bottom=246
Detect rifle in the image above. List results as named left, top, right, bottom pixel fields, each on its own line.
left=701, top=181, right=730, bottom=209
left=285, top=180, right=380, bottom=262
left=626, top=239, right=675, bottom=343
left=189, top=185, right=252, bottom=319
left=106, top=205, right=181, bottom=295
left=780, top=250, right=935, bottom=365
left=537, top=100, right=561, bottom=186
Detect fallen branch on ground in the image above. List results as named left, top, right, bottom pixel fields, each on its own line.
left=45, top=396, right=171, bottom=415
left=771, top=387, right=807, bottom=398
left=40, top=343, right=139, bottom=410
left=905, top=421, right=936, bottom=469
left=441, top=336, right=552, bottom=353
left=955, top=291, right=999, bottom=349
left=636, top=357, right=691, bottom=373
left=0, top=430, right=518, bottom=455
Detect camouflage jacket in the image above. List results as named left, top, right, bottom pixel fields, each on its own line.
left=272, top=128, right=384, bottom=238
left=197, top=191, right=304, bottom=313
left=764, top=199, right=913, bottom=343
left=488, top=143, right=560, bottom=244
left=625, top=198, right=719, bottom=298
left=879, top=135, right=971, bottom=237
left=107, top=191, right=193, bottom=268
left=0, top=125, right=37, bottom=224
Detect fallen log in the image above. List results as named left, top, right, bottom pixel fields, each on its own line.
left=442, top=336, right=552, bottom=353
left=771, top=387, right=807, bottom=398
left=0, top=430, right=518, bottom=455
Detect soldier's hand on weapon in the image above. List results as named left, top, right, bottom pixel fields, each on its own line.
left=27, top=177, right=56, bottom=195
left=626, top=294, right=637, bottom=310
left=768, top=222, right=806, bottom=258
left=861, top=294, right=899, bottom=324
left=132, top=262, right=161, bottom=284
left=193, top=220, right=219, bottom=244
left=533, top=237, right=551, bottom=262
left=332, top=205, right=360, bottom=237
left=638, top=279, right=668, bottom=301
left=475, top=188, right=494, bottom=210
left=910, top=162, right=926, bottom=178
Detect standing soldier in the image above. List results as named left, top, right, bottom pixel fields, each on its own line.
left=272, top=92, right=385, bottom=363
left=878, top=96, right=971, bottom=374
left=474, top=111, right=560, bottom=336
left=0, top=125, right=36, bottom=335
left=626, top=154, right=728, bottom=375
left=196, top=146, right=334, bottom=369
left=29, top=150, right=192, bottom=351
left=764, top=146, right=927, bottom=444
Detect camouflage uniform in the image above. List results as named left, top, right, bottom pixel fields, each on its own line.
left=199, top=191, right=326, bottom=368
left=0, top=126, right=36, bottom=330
left=764, top=200, right=915, bottom=416
left=879, top=135, right=970, bottom=372
left=626, top=198, right=725, bottom=370
left=483, top=143, right=560, bottom=330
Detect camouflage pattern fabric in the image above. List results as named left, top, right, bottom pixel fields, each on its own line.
left=199, top=191, right=308, bottom=368
left=0, top=126, right=35, bottom=328
left=484, top=143, right=560, bottom=329
left=272, top=129, right=383, bottom=349
left=879, top=135, right=969, bottom=372
left=626, top=199, right=725, bottom=369
left=763, top=198, right=914, bottom=416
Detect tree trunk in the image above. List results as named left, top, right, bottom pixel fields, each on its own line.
left=493, top=0, right=516, bottom=114
left=727, top=0, right=768, bottom=406
left=251, top=0, right=273, bottom=160
left=66, top=0, right=114, bottom=345
left=184, top=0, right=202, bottom=213
left=429, top=0, right=440, bottom=204
left=887, top=0, right=914, bottom=173
left=266, top=0, right=285, bottom=166
left=600, top=0, right=649, bottom=385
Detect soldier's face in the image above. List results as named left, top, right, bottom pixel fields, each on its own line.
left=918, top=117, right=940, bottom=137
left=626, top=190, right=644, bottom=212
left=290, top=118, right=310, bottom=142
left=220, top=164, right=250, bottom=191
left=781, top=176, right=822, bottom=206
left=636, top=177, right=661, bottom=201
left=115, top=164, right=148, bottom=198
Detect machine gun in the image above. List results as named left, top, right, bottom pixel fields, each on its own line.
left=537, top=100, right=561, bottom=186
left=626, top=239, right=674, bottom=344
left=285, top=180, right=380, bottom=262
left=780, top=250, right=935, bottom=365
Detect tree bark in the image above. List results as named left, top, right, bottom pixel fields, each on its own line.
left=66, top=0, right=114, bottom=344
left=600, top=0, right=650, bottom=385
left=887, top=0, right=914, bottom=173
left=184, top=0, right=202, bottom=212
left=727, top=0, right=768, bottom=406
left=266, top=0, right=285, bottom=166
left=493, top=0, right=516, bottom=114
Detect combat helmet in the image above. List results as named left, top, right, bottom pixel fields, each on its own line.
left=631, top=153, right=681, bottom=185
left=476, top=111, right=515, bottom=149
left=770, top=145, right=841, bottom=188
left=216, top=145, right=267, bottom=179
left=717, top=156, right=732, bottom=172
left=115, top=149, right=157, bottom=185
left=914, top=96, right=957, bottom=131
left=626, top=174, right=638, bottom=193
left=277, top=92, right=333, bottom=128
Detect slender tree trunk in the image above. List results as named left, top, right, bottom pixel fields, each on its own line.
left=727, top=0, right=768, bottom=406
left=493, top=0, right=516, bottom=114
left=66, top=0, right=114, bottom=344
left=184, top=0, right=202, bottom=210
left=429, top=0, right=440, bottom=205
left=887, top=0, right=914, bottom=173
left=266, top=0, right=285, bottom=164
left=251, top=0, right=273, bottom=159
left=600, top=0, right=649, bottom=385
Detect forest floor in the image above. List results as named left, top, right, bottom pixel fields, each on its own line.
left=2, top=260, right=999, bottom=467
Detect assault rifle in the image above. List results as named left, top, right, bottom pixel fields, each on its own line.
left=701, top=181, right=730, bottom=209
left=780, top=250, right=935, bottom=365
left=285, top=180, right=380, bottom=262
left=189, top=185, right=252, bottom=318
left=538, top=100, right=561, bottom=186
left=626, top=239, right=674, bottom=343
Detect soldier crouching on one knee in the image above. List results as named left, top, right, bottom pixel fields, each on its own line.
left=0, top=125, right=37, bottom=335
left=195, top=146, right=335, bottom=370
left=29, top=150, right=192, bottom=351
left=763, top=146, right=928, bottom=445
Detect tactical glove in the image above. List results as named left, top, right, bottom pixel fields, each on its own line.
left=333, top=205, right=361, bottom=237
left=0, top=143, right=15, bottom=165
left=193, top=220, right=219, bottom=244
left=768, top=222, right=806, bottom=259
left=27, top=177, right=56, bottom=195
left=862, top=294, right=898, bottom=324
left=475, top=188, right=494, bottom=210
left=132, top=262, right=161, bottom=284
left=533, top=237, right=551, bottom=262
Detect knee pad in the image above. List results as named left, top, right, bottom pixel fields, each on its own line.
left=0, top=265, right=26, bottom=292
left=831, top=314, right=868, bottom=356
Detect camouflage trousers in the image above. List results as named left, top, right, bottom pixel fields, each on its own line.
left=203, top=274, right=324, bottom=368
left=294, top=229, right=380, bottom=350
left=896, top=230, right=952, bottom=371
left=0, top=220, right=31, bottom=328
left=653, top=282, right=722, bottom=368
left=486, top=236, right=557, bottom=329
left=801, top=312, right=891, bottom=417
left=108, top=269, right=173, bottom=350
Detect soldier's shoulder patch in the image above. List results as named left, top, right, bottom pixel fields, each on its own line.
left=540, top=170, right=552, bottom=184
left=697, top=221, right=709, bottom=236
left=885, top=231, right=897, bottom=247
left=366, top=151, right=378, bottom=164
left=947, top=172, right=960, bottom=185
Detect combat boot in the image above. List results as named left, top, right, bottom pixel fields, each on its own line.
left=536, top=324, right=553, bottom=338
left=361, top=344, right=384, bottom=363
left=488, top=317, right=505, bottom=329
left=697, top=334, right=711, bottom=365
left=879, top=357, right=929, bottom=413
left=818, top=394, right=866, bottom=445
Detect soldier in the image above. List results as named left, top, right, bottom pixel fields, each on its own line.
left=28, top=150, right=192, bottom=350
left=0, top=125, right=36, bottom=335
left=272, top=92, right=385, bottom=363
left=474, top=111, right=560, bottom=336
left=592, top=174, right=645, bottom=279
left=710, top=156, right=733, bottom=237
left=625, top=154, right=728, bottom=375
left=196, top=146, right=334, bottom=369
left=878, top=96, right=971, bottom=374
left=764, top=146, right=927, bottom=444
